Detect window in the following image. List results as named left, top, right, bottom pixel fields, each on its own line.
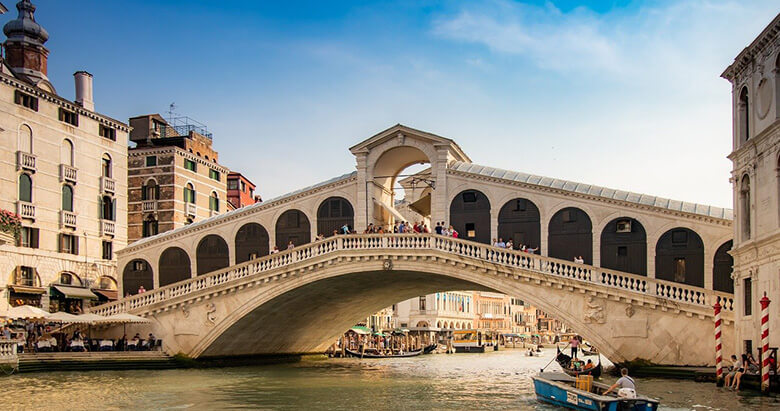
left=227, top=179, right=238, bottom=190
left=102, top=154, right=112, bottom=178
left=616, top=219, right=632, bottom=233
left=671, top=230, right=687, bottom=245
left=18, top=227, right=39, bottom=248
left=617, top=246, right=628, bottom=257
left=99, top=125, right=116, bottom=141
left=58, top=108, right=79, bottom=126
left=59, top=233, right=79, bottom=255
left=61, top=139, right=74, bottom=166
left=61, top=185, right=73, bottom=212
left=184, top=183, right=195, bottom=203
left=19, top=124, right=32, bottom=153
left=744, top=278, right=752, bottom=316
left=739, top=87, right=749, bottom=143
left=146, top=156, right=157, bottom=167
left=741, top=175, right=751, bottom=241
left=59, top=272, right=79, bottom=285
left=563, top=210, right=577, bottom=223
left=132, top=260, right=146, bottom=271
left=102, top=241, right=113, bottom=260
left=513, top=199, right=527, bottom=212
left=240, top=181, right=246, bottom=192
left=142, top=216, right=158, bottom=238
left=674, top=258, right=686, bottom=283
left=745, top=340, right=753, bottom=357
left=462, top=192, right=477, bottom=203
left=19, top=173, right=32, bottom=202
left=184, top=159, right=197, bottom=172
left=14, top=90, right=38, bottom=111
left=209, top=169, right=220, bottom=181
left=419, top=296, right=426, bottom=311
left=209, top=192, right=219, bottom=211
left=99, top=276, right=116, bottom=290
left=100, top=196, right=115, bottom=221
left=18, top=266, right=36, bottom=286
left=465, top=223, right=476, bottom=238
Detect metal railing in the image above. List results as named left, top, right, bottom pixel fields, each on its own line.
left=93, top=234, right=735, bottom=317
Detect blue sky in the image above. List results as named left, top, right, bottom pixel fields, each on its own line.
left=26, top=1, right=779, bottom=207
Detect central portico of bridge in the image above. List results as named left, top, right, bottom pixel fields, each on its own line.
left=104, top=124, right=735, bottom=365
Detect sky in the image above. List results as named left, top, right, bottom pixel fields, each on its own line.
left=25, top=0, right=780, bottom=208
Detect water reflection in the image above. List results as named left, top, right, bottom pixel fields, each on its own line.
left=4, top=349, right=779, bottom=410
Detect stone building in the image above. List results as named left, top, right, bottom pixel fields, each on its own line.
left=0, top=1, right=128, bottom=311
left=126, top=114, right=229, bottom=245
left=393, top=291, right=475, bottom=332
left=474, top=291, right=511, bottom=333
left=721, top=13, right=780, bottom=355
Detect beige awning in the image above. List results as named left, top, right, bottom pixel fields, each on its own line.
left=372, top=198, right=406, bottom=222
left=52, top=285, right=98, bottom=300
left=408, top=194, right=431, bottom=216
left=8, top=285, right=46, bottom=295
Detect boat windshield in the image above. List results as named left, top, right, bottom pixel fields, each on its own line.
left=455, top=332, right=475, bottom=340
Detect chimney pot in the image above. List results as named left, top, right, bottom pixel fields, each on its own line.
left=74, top=70, right=94, bottom=111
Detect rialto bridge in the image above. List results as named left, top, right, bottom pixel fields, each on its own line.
left=97, top=124, right=737, bottom=365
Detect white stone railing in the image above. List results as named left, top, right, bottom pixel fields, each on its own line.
left=100, top=176, right=116, bottom=195
left=59, top=164, right=77, bottom=184
left=186, top=203, right=197, bottom=217
left=101, top=219, right=115, bottom=237
left=93, top=234, right=735, bottom=317
left=16, top=151, right=36, bottom=172
left=0, top=340, right=19, bottom=359
left=142, top=200, right=157, bottom=213
left=60, top=210, right=77, bottom=228
left=16, top=200, right=35, bottom=220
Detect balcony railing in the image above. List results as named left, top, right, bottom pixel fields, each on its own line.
left=186, top=203, right=197, bottom=217
left=142, top=200, right=157, bottom=213
left=60, top=164, right=78, bottom=184
left=16, top=151, right=36, bottom=172
left=16, top=201, right=34, bottom=219
left=100, top=176, right=116, bottom=195
left=100, top=219, right=115, bottom=237
left=60, top=210, right=77, bottom=228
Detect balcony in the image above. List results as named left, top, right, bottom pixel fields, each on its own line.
left=100, top=176, right=116, bottom=195
left=16, top=151, right=36, bottom=172
left=59, top=164, right=78, bottom=184
left=142, top=200, right=157, bottom=213
left=100, top=219, right=115, bottom=237
left=60, top=210, right=77, bottom=228
left=16, top=201, right=34, bottom=220
left=186, top=203, right=197, bottom=217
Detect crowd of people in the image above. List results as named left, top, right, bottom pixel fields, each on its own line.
left=2, top=323, right=160, bottom=353
left=491, top=237, right=539, bottom=254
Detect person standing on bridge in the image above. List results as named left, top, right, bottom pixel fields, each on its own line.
left=570, top=335, right=580, bottom=359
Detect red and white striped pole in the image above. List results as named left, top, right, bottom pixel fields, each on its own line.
left=713, top=301, right=723, bottom=385
left=760, top=292, right=771, bottom=393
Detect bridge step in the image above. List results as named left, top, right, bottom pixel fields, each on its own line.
left=16, top=352, right=180, bottom=373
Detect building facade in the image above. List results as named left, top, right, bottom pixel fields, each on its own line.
left=393, top=291, right=475, bottom=331
left=127, top=114, right=229, bottom=246
left=227, top=171, right=260, bottom=210
left=0, top=1, right=127, bottom=312
left=722, top=14, right=780, bottom=355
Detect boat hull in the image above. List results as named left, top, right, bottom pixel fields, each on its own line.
left=454, top=345, right=486, bottom=353
left=532, top=373, right=659, bottom=411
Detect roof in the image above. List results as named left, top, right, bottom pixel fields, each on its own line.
left=349, top=124, right=471, bottom=162
left=721, top=13, right=780, bottom=82
left=126, top=171, right=357, bottom=249
left=448, top=161, right=732, bottom=220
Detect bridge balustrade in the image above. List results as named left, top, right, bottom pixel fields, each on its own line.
left=95, top=234, right=734, bottom=317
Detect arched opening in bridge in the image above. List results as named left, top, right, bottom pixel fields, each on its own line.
left=317, top=197, right=354, bottom=237
left=497, top=198, right=541, bottom=250
left=548, top=207, right=592, bottom=264
left=122, top=259, right=153, bottom=295
left=655, top=228, right=704, bottom=287
left=713, top=240, right=734, bottom=293
left=276, top=209, right=311, bottom=248
left=235, top=223, right=270, bottom=263
left=449, top=189, right=491, bottom=244
left=370, top=145, right=431, bottom=229
left=197, top=235, right=230, bottom=275
left=600, top=217, right=646, bottom=276
left=159, top=247, right=192, bottom=287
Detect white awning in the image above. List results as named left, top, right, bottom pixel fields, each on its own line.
left=53, top=285, right=98, bottom=300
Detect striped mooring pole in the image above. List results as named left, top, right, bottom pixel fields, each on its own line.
left=713, top=301, right=723, bottom=386
left=760, top=292, right=771, bottom=393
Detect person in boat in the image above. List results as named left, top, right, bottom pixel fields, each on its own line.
left=603, top=368, right=636, bottom=398
left=583, top=359, right=595, bottom=370
left=569, top=335, right=580, bottom=359
left=570, top=359, right=584, bottom=371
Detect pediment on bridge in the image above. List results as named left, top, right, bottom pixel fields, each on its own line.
left=349, top=124, right=471, bottom=163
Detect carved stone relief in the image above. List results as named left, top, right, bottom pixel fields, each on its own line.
left=583, top=296, right=606, bottom=324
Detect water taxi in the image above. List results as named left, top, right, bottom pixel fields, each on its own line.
left=532, top=372, right=659, bottom=410
left=452, top=329, right=498, bottom=353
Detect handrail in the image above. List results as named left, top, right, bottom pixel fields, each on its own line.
left=93, top=234, right=734, bottom=316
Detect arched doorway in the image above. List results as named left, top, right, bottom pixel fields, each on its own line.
left=235, top=223, right=270, bottom=264
left=122, top=259, right=153, bottom=295
left=159, top=247, right=192, bottom=286
left=317, top=197, right=354, bottom=237
left=548, top=207, right=592, bottom=264
left=369, top=145, right=432, bottom=228
left=600, top=217, right=646, bottom=275
left=196, top=235, right=229, bottom=275
left=449, top=189, right=491, bottom=244
left=655, top=228, right=704, bottom=287
left=713, top=240, right=734, bottom=293
left=276, top=209, right=311, bottom=248
left=497, top=198, right=541, bottom=250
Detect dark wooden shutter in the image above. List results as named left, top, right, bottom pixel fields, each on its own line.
left=155, top=185, right=160, bottom=200
left=73, top=236, right=79, bottom=255
left=112, top=199, right=117, bottom=221
left=31, top=228, right=39, bottom=248
left=58, top=233, right=64, bottom=253
left=14, top=90, right=21, bottom=104
left=58, top=107, right=64, bottom=121
left=141, top=185, right=147, bottom=201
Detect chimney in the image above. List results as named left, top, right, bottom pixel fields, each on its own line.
left=74, top=71, right=94, bottom=111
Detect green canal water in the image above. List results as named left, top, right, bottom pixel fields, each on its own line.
left=5, top=349, right=778, bottom=410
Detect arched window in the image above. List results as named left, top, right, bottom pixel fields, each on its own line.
left=98, top=276, right=117, bottom=290
left=497, top=198, right=541, bottom=250
left=159, top=247, right=191, bottom=286
left=449, top=189, right=491, bottom=244
left=548, top=207, right=593, bottom=264
left=100, top=195, right=115, bottom=221
left=740, top=175, right=751, bottom=241
left=713, top=241, right=734, bottom=293
left=317, top=197, right=354, bottom=237
left=61, top=185, right=73, bottom=212
left=59, top=272, right=81, bottom=286
left=142, top=214, right=158, bottom=237
left=122, top=259, right=153, bottom=295
left=18, top=173, right=32, bottom=202
left=61, top=139, right=74, bottom=166
left=101, top=153, right=112, bottom=178
left=738, top=87, right=749, bottom=144
left=18, top=124, right=32, bottom=153
left=600, top=217, right=646, bottom=275
left=655, top=228, right=704, bottom=286
left=196, top=235, right=229, bottom=275
left=183, top=183, right=195, bottom=204
left=275, top=209, right=311, bottom=248
left=235, top=223, right=270, bottom=264
left=209, top=191, right=219, bottom=212
left=142, top=179, right=158, bottom=201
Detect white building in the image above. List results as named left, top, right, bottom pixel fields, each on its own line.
left=393, top=291, right=474, bottom=332
left=0, top=1, right=128, bottom=312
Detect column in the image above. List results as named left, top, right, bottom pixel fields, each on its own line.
left=354, top=152, right=369, bottom=231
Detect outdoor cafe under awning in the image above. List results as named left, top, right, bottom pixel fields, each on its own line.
left=52, top=285, right=98, bottom=300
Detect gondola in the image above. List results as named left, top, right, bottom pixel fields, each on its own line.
left=581, top=346, right=599, bottom=356
left=423, top=343, right=438, bottom=354
left=556, top=347, right=602, bottom=378
left=344, top=347, right=424, bottom=358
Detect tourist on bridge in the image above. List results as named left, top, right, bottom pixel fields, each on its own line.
left=569, top=335, right=580, bottom=359
left=603, top=368, right=637, bottom=398
left=271, top=246, right=279, bottom=254
left=138, top=285, right=146, bottom=294
left=287, top=241, right=295, bottom=250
